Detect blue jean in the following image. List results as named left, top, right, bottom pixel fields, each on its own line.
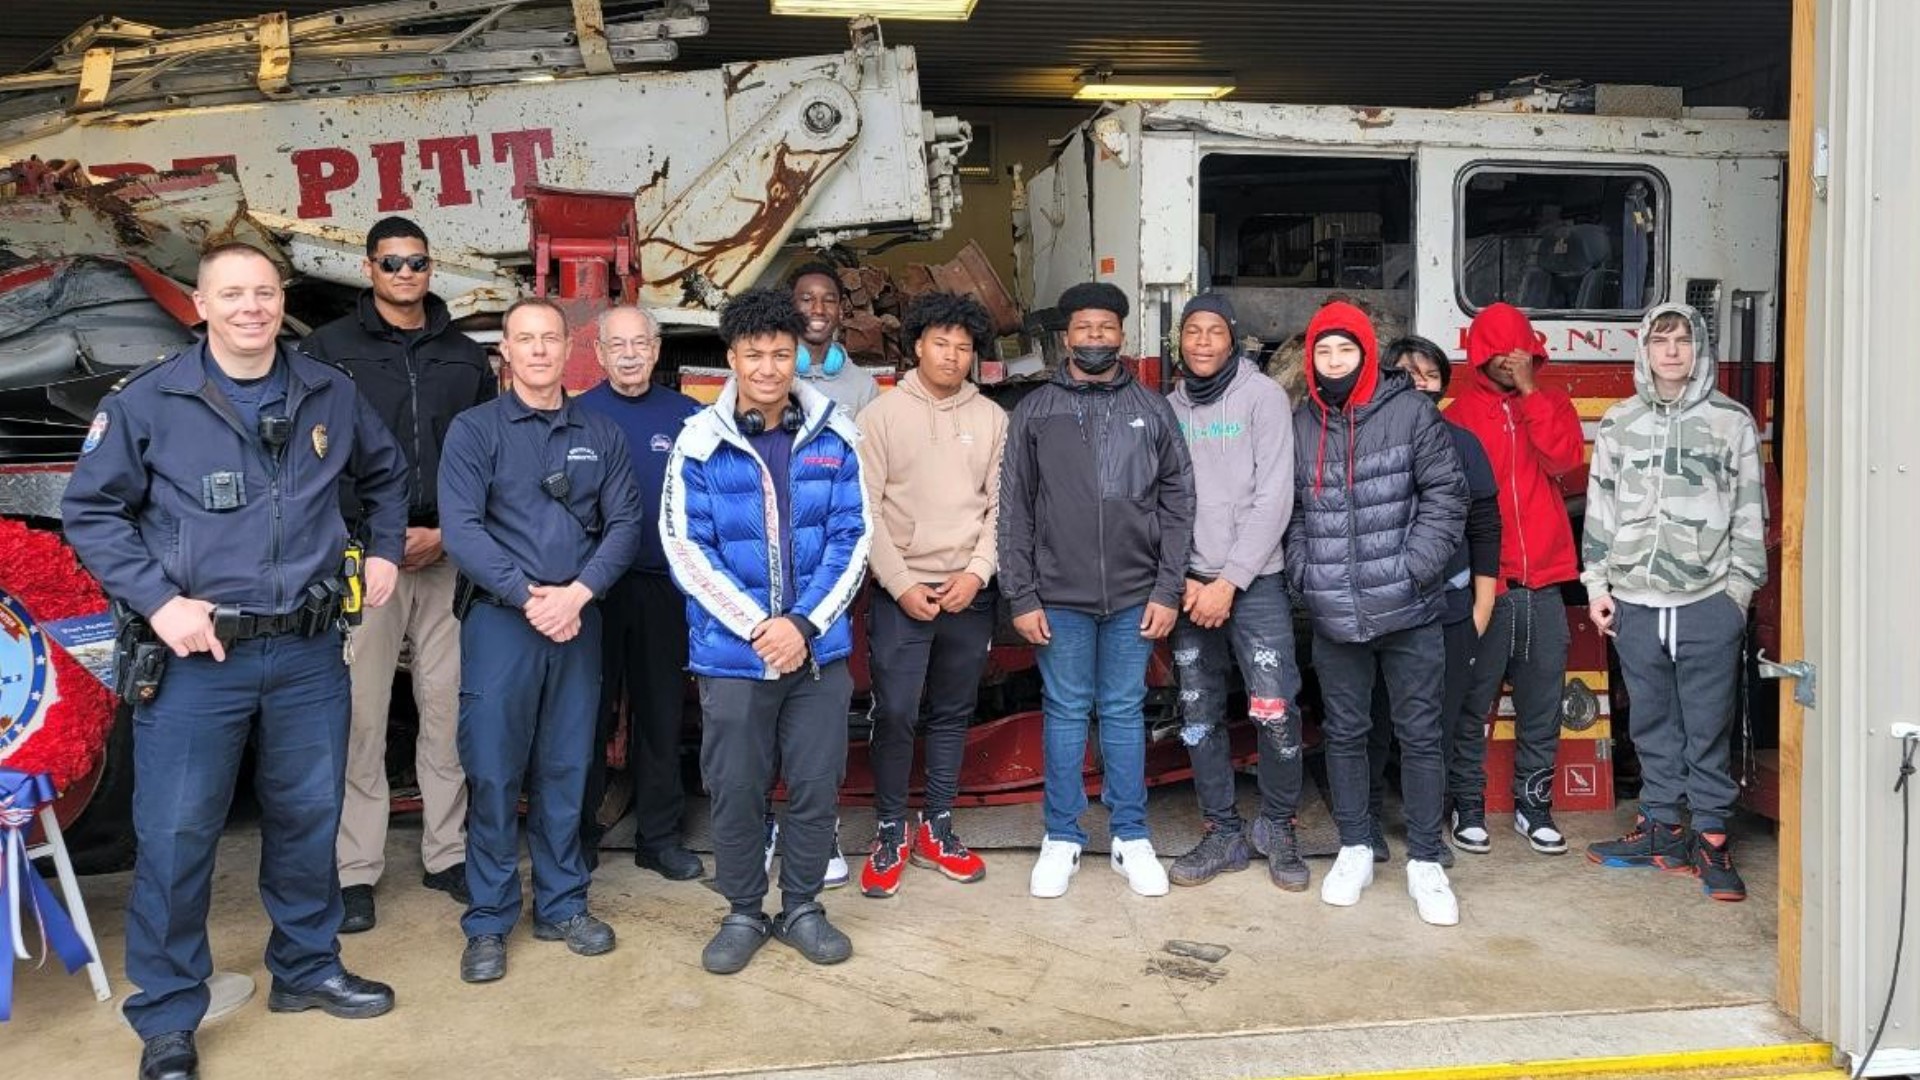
left=1035, top=604, right=1153, bottom=846
left=123, top=632, right=349, bottom=1039
left=458, top=601, right=602, bottom=937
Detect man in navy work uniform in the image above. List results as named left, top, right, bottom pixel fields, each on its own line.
left=661, top=287, right=871, bottom=976
left=62, top=243, right=409, bottom=1080
left=301, top=215, right=497, bottom=933
left=574, top=304, right=703, bottom=879
left=438, top=297, right=642, bottom=984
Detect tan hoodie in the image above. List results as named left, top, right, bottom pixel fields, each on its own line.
left=855, top=368, right=1008, bottom=599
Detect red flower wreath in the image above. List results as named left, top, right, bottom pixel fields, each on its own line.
left=0, top=517, right=115, bottom=791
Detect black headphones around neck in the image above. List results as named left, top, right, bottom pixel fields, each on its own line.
left=736, top=396, right=805, bottom=436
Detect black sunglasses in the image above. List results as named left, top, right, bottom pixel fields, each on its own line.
left=374, top=254, right=431, bottom=274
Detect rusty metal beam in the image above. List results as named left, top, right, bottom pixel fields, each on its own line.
left=571, top=0, right=615, bottom=75
left=255, top=12, right=292, bottom=96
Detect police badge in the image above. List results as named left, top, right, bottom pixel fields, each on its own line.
left=310, top=424, right=329, bottom=459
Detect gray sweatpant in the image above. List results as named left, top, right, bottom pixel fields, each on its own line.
left=1613, top=594, right=1746, bottom=831
left=698, top=661, right=852, bottom=914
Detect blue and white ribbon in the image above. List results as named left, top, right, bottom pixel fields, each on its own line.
left=0, top=769, right=93, bottom=1022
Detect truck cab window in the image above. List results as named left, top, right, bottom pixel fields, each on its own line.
left=1458, top=167, right=1663, bottom=316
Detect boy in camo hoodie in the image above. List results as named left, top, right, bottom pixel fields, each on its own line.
left=1580, top=302, right=1766, bottom=901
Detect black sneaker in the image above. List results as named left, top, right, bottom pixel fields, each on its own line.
left=340, top=884, right=375, bottom=934
left=1169, top=822, right=1251, bottom=887
left=635, top=845, right=705, bottom=881
left=1682, top=829, right=1747, bottom=902
left=532, top=912, right=616, bottom=956
left=1449, top=801, right=1492, bottom=855
left=1369, top=820, right=1392, bottom=864
left=139, top=1031, right=196, bottom=1080
left=1514, top=804, right=1569, bottom=855
left=422, top=863, right=471, bottom=905
left=1586, top=813, right=1685, bottom=868
left=1259, top=816, right=1311, bottom=892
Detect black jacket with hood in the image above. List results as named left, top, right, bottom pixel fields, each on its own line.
left=1284, top=302, right=1468, bottom=643
left=998, top=360, right=1195, bottom=618
left=301, top=290, right=496, bottom=527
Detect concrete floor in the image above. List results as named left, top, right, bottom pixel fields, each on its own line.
left=8, top=802, right=1791, bottom=1079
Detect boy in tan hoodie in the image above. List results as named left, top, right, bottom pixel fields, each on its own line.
left=854, top=292, right=1008, bottom=898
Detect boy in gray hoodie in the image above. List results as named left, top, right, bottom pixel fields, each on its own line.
left=1581, top=302, right=1767, bottom=902
left=1163, top=295, right=1309, bottom=891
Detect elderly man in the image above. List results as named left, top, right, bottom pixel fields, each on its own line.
left=574, top=305, right=703, bottom=879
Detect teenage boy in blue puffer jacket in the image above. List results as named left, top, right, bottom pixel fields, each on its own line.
left=660, top=287, right=872, bottom=976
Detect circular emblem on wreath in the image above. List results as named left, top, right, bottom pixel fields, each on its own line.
left=0, top=590, right=53, bottom=759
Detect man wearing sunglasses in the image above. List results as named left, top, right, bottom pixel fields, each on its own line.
left=302, top=216, right=498, bottom=935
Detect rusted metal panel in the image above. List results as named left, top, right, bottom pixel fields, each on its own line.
left=0, top=168, right=284, bottom=282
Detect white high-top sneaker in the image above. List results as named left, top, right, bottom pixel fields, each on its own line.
left=1110, top=837, right=1170, bottom=896
left=1320, top=844, right=1376, bottom=906
left=823, top=817, right=850, bottom=888
left=1029, top=837, right=1082, bottom=898
left=1407, top=859, right=1461, bottom=926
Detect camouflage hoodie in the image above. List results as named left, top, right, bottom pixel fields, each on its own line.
left=1580, top=302, right=1767, bottom=609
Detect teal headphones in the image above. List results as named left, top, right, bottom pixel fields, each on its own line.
left=796, top=341, right=847, bottom=378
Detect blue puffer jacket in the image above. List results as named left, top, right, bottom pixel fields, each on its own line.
left=660, top=379, right=871, bottom=679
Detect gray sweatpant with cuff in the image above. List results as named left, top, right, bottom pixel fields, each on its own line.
left=1613, top=594, right=1746, bottom=832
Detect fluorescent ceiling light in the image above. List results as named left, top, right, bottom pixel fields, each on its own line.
left=771, top=0, right=978, bottom=19
left=1075, top=74, right=1236, bottom=101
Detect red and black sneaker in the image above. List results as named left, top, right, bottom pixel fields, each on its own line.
left=1586, top=812, right=1686, bottom=868
left=860, top=819, right=910, bottom=899
left=911, top=811, right=986, bottom=883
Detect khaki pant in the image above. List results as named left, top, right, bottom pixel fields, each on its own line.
left=337, top=558, right=467, bottom=886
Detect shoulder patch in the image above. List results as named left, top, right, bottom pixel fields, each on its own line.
left=81, top=411, right=110, bottom=453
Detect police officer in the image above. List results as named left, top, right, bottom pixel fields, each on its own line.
left=438, top=297, right=643, bottom=984
left=63, top=243, right=409, bottom=1080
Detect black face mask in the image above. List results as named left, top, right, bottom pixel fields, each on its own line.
left=1316, top=366, right=1362, bottom=408
left=1421, top=388, right=1445, bottom=405
left=1069, top=344, right=1121, bottom=375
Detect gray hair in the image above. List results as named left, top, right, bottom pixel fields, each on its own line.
left=595, top=304, right=659, bottom=340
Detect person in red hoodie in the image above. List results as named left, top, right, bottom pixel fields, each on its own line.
left=1444, top=302, right=1585, bottom=857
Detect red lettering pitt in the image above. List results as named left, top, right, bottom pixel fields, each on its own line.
left=418, top=136, right=482, bottom=207
left=291, top=147, right=360, bottom=219
left=370, top=141, right=413, bottom=213
left=491, top=128, right=555, bottom=200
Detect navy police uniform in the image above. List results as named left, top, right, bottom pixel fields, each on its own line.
left=61, top=340, right=408, bottom=1040
left=437, top=387, right=642, bottom=938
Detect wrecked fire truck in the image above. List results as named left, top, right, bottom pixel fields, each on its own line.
left=1010, top=98, right=1789, bottom=816
left=0, top=0, right=968, bottom=865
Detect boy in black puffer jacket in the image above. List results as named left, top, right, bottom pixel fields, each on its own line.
left=1284, top=301, right=1467, bottom=926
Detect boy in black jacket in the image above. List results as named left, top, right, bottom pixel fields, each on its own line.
left=1284, top=302, right=1466, bottom=925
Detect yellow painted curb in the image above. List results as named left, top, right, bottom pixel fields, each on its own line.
left=1259, top=1042, right=1834, bottom=1080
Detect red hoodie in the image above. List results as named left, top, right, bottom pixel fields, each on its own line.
left=1445, top=303, right=1584, bottom=589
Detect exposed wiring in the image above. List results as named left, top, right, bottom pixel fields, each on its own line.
left=1852, top=734, right=1917, bottom=1080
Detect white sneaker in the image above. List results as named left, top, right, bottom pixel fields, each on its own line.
left=1110, top=837, right=1170, bottom=897
left=1030, top=837, right=1082, bottom=898
left=1407, top=859, right=1460, bottom=926
left=823, top=818, right=850, bottom=889
left=1320, top=844, right=1376, bottom=907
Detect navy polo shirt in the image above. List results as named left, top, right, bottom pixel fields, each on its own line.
left=437, top=388, right=644, bottom=605
left=574, top=380, right=699, bottom=576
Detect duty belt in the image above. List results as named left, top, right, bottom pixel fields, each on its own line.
left=211, top=608, right=308, bottom=642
